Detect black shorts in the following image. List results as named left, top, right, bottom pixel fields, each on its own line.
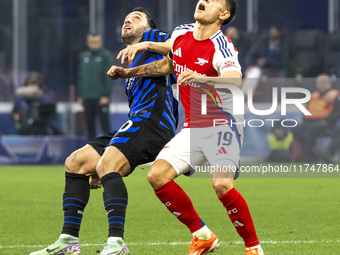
left=88, top=117, right=174, bottom=174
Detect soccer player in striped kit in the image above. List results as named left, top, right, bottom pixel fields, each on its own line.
left=109, top=0, right=264, bottom=254
left=31, top=7, right=178, bottom=255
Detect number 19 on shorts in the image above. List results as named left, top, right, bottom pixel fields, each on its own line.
left=217, top=131, right=233, bottom=146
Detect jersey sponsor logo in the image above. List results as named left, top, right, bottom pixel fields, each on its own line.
left=77, top=210, right=83, bottom=215
left=216, top=147, right=228, bottom=155
left=173, top=47, right=182, bottom=57
left=221, top=60, right=238, bottom=70
left=173, top=60, right=206, bottom=77
left=195, top=58, right=209, bottom=66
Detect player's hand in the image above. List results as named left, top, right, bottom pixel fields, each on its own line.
left=117, top=42, right=150, bottom=65
left=177, top=70, right=202, bottom=86
left=89, top=174, right=102, bottom=189
left=107, top=65, right=131, bottom=80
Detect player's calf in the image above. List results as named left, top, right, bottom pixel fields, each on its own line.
left=212, top=176, right=234, bottom=196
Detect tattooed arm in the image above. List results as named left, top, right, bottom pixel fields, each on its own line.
left=117, top=39, right=171, bottom=65
left=107, top=56, right=174, bottom=80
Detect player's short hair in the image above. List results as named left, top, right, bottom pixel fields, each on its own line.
left=223, top=0, right=237, bottom=26
left=132, top=7, right=157, bottom=29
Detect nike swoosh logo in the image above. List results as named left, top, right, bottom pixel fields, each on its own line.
left=46, top=246, right=61, bottom=253
left=107, top=209, right=115, bottom=216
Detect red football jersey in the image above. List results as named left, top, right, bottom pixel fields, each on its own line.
left=170, top=24, right=242, bottom=128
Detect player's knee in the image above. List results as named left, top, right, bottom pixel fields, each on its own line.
left=212, top=179, right=234, bottom=196
left=147, top=169, right=163, bottom=189
left=147, top=161, right=175, bottom=190
left=65, top=149, right=95, bottom=175
left=65, top=152, right=82, bottom=174
left=96, top=160, right=106, bottom=178
left=95, top=158, right=117, bottom=178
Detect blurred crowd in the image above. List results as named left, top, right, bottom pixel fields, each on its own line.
left=266, top=74, right=340, bottom=163
left=10, top=72, right=61, bottom=135
left=1, top=25, right=340, bottom=161
left=1, top=26, right=340, bottom=102
left=225, top=26, right=340, bottom=79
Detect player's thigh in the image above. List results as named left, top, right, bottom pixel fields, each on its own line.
left=96, top=145, right=131, bottom=178
left=156, top=128, right=207, bottom=176
left=198, top=125, right=240, bottom=181
left=104, top=118, right=174, bottom=177
left=65, top=144, right=101, bottom=176
left=66, top=131, right=117, bottom=176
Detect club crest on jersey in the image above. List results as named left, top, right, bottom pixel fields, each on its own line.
left=195, top=57, right=209, bottom=66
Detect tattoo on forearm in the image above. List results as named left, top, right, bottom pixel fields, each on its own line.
left=144, top=62, right=162, bottom=76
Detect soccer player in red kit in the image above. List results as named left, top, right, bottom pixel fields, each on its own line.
left=108, top=0, right=264, bottom=254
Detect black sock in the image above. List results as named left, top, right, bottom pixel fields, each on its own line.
left=62, top=172, right=90, bottom=238
left=101, top=172, right=128, bottom=239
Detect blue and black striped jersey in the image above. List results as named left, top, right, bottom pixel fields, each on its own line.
left=126, top=29, right=178, bottom=134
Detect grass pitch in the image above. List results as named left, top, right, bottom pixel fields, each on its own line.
left=0, top=165, right=339, bottom=254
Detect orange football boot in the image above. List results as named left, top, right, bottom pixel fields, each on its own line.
left=245, top=245, right=265, bottom=255
left=188, top=232, right=220, bottom=255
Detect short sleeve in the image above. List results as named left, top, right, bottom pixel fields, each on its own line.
left=212, top=35, right=242, bottom=77
left=170, top=24, right=195, bottom=56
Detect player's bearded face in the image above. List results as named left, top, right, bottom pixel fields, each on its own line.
left=194, top=0, right=228, bottom=24
left=121, top=12, right=149, bottom=44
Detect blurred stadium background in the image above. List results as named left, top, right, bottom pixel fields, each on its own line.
left=0, top=0, right=340, bottom=163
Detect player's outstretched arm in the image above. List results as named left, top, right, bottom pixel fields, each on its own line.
left=188, top=70, right=242, bottom=89
left=142, top=56, right=174, bottom=76
left=107, top=65, right=130, bottom=80
left=220, top=71, right=242, bottom=89
left=107, top=56, right=174, bottom=80
left=117, top=39, right=171, bottom=65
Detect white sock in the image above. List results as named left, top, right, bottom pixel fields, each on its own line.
left=246, top=244, right=262, bottom=250
left=108, top=236, right=123, bottom=243
left=192, top=225, right=212, bottom=240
